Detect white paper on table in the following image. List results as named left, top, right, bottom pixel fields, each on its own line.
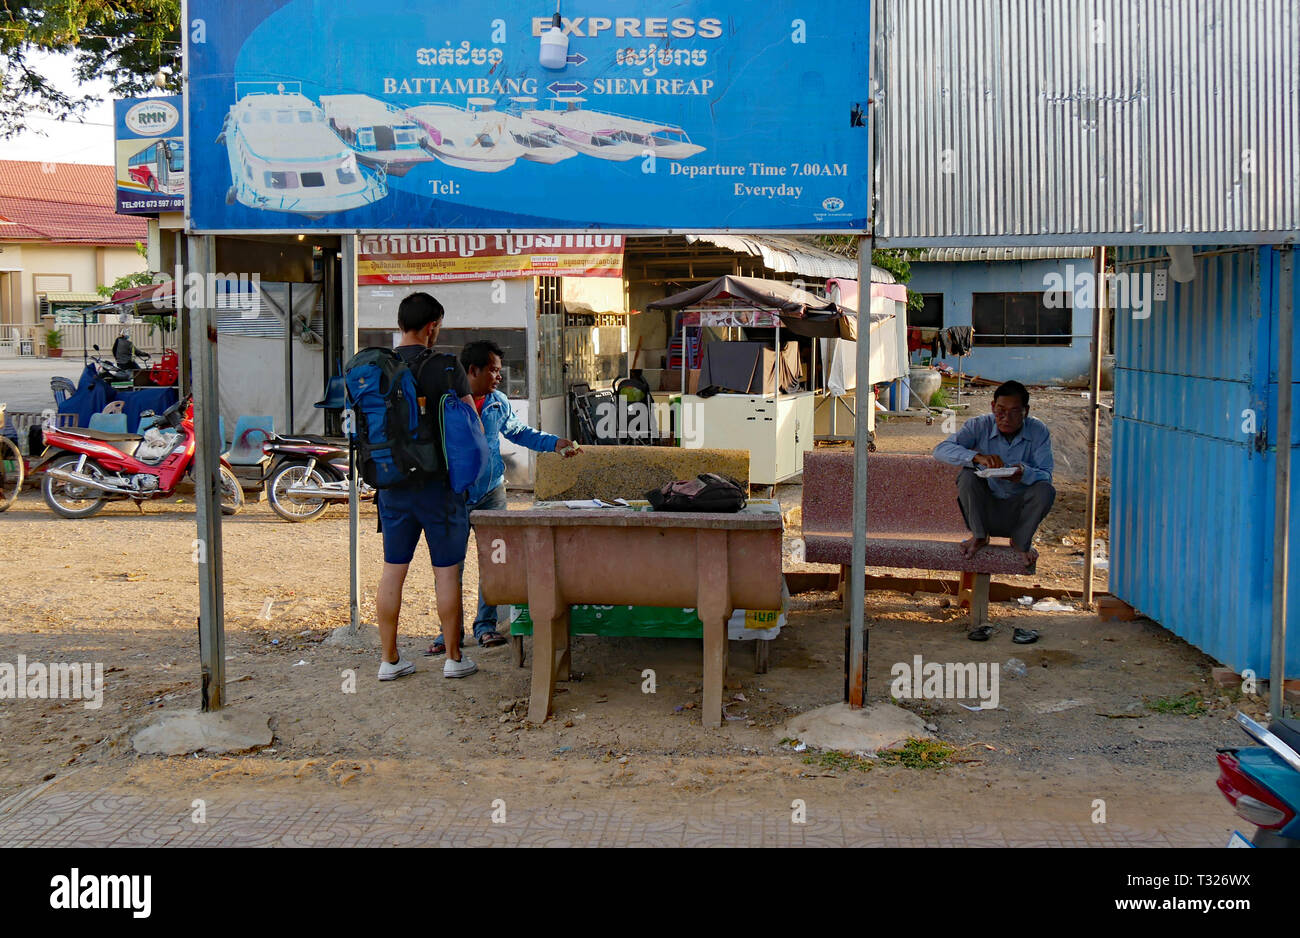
left=975, top=466, right=1020, bottom=479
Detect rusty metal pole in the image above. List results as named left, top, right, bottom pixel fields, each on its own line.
left=847, top=236, right=872, bottom=707
left=189, top=233, right=226, bottom=711
left=1083, top=247, right=1107, bottom=607
left=342, top=236, right=362, bottom=633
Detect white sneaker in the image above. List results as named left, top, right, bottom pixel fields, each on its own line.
left=443, top=655, right=478, bottom=679
left=378, top=656, right=416, bottom=681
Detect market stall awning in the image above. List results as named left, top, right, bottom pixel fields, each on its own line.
left=111, top=279, right=177, bottom=313
left=647, top=274, right=893, bottom=341
left=648, top=275, right=836, bottom=314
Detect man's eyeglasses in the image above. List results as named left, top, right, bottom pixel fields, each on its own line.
left=993, top=407, right=1025, bottom=418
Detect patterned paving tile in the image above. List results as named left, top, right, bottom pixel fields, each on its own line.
left=0, top=783, right=1235, bottom=848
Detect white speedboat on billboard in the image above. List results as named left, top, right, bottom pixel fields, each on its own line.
left=521, top=98, right=642, bottom=162
left=502, top=97, right=578, bottom=164
left=524, top=98, right=707, bottom=162
left=404, top=98, right=526, bottom=173
left=217, top=92, right=387, bottom=215
left=318, top=94, right=438, bottom=177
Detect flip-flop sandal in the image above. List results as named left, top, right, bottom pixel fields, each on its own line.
left=424, top=638, right=447, bottom=657
left=967, top=625, right=995, bottom=642
left=1013, top=628, right=1040, bottom=645
left=477, top=631, right=507, bottom=648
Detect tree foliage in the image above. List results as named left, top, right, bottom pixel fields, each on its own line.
left=816, top=236, right=927, bottom=312
left=0, top=1, right=182, bottom=137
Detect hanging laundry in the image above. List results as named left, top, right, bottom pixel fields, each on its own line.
left=942, top=325, right=975, bottom=357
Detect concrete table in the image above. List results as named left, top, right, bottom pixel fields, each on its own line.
left=472, top=508, right=783, bottom=727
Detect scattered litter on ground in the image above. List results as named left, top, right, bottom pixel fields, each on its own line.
left=1004, top=658, right=1028, bottom=678
left=1030, top=698, right=1092, bottom=715
left=1032, top=599, right=1074, bottom=613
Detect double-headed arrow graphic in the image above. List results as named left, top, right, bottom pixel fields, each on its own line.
left=547, top=81, right=588, bottom=96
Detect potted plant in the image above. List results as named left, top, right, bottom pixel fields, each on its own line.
left=45, top=328, right=63, bottom=358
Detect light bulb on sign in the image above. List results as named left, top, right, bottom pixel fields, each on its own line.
left=540, top=7, right=568, bottom=70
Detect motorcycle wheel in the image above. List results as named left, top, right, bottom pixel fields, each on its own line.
left=0, top=434, right=23, bottom=512
left=219, top=466, right=245, bottom=516
left=267, top=462, right=333, bottom=522
left=42, top=455, right=108, bottom=519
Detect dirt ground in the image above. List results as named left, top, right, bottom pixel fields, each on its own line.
left=0, top=386, right=1257, bottom=840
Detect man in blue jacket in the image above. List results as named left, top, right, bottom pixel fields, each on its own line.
left=426, top=339, right=576, bottom=654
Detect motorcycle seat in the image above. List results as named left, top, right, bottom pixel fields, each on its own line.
left=277, top=434, right=331, bottom=446
left=62, top=427, right=143, bottom=443
left=1270, top=718, right=1300, bottom=757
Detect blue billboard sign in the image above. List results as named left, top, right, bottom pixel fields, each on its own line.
left=185, top=0, right=870, bottom=233
left=115, top=96, right=186, bottom=214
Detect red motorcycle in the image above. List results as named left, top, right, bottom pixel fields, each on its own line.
left=40, top=396, right=243, bottom=519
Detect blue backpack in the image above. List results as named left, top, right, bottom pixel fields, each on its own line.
left=440, top=393, right=490, bottom=495
left=343, top=348, right=442, bottom=489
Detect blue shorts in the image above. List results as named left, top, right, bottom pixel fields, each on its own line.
left=376, top=481, right=469, bottom=569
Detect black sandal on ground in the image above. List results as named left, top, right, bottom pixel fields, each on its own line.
left=1013, top=628, right=1040, bottom=645
left=967, top=625, right=995, bottom=642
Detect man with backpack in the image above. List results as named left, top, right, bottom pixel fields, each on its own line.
left=425, top=339, right=576, bottom=655
left=349, top=292, right=483, bottom=681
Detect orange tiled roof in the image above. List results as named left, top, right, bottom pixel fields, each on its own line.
left=0, top=161, right=147, bottom=246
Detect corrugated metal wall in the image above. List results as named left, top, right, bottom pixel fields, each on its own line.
left=874, top=0, right=1300, bottom=245
left=1112, top=246, right=1300, bottom=678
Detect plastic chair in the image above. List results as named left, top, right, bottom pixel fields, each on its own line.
left=88, top=413, right=129, bottom=434
left=51, top=377, right=75, bottom=406
left=315, top=375, right=346, bottom=410
left=227, top=416, right=275, bottom=466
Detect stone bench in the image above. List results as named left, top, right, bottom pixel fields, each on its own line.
left=801, top=450, right=1032, bottom=628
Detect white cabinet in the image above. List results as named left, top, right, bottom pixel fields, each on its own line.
left=681, top=392, right=815, bottom=485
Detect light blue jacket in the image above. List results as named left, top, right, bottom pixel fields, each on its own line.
left=467, top=390, right=559, bottom=507
left=934, top=413, right=1054, bottom=499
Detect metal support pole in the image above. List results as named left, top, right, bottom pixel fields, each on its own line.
left=1083, top=247, right=1107, bottom=607
left=847, top=236, right=872, bottom=707
left=188, top=234, right=225, bottom=711
left=175, top=232, right=189, bottom=397
left=1272, top=245, right=1294, bottom=718
left=284, top=284, right=295, bottom=434
left=342, top=236, right=362, bottom=633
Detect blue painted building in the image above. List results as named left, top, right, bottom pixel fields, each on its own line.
left=906, top=248, right=1096, bottom=386
left=1112, top=245, right=1299, bottom=680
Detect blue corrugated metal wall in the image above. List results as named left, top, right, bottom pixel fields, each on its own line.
left=1112, top=246, right=1300, bottom=679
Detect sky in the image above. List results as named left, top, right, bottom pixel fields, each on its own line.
left=0, top=51, right=117, bottom=165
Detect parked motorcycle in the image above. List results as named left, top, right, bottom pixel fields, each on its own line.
left=90, top=344, right=154, bottom=388
left=262, top=433, right=373, bottom=522
left=39, top=396, right=243, bottom=519
left=1216, top=711, right=1300, bottom=847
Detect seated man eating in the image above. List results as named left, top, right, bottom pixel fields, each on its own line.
left=933, top=380, right=1056, bottom=573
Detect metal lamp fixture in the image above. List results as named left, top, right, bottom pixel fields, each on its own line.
left=539, top=2, right=568, bottom=69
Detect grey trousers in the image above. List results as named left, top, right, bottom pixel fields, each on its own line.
left=956, top=468, right=1056, bottom=553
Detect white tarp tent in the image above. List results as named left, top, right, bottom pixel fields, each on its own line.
left=216, top=282, right=326, bottom=440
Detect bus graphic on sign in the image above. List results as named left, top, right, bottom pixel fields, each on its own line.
left=127, top=139, right=185, bottom=195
